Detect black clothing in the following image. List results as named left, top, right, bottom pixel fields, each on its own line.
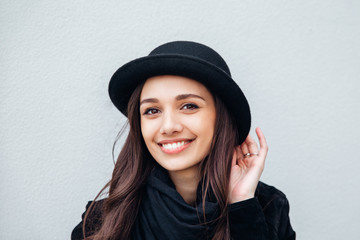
left=132, top=167, right=219, bottom=239
left=72, top=168, right=295, bottom=240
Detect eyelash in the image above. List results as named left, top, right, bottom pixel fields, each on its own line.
left=181, top=103, right=199, bottom=110
left=143, top=108, right=160, bottom=115
left=142, top=103, right=199, bottom=115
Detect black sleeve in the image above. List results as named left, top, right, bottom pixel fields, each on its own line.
left=71, top=200, right=104, bottom=240
left=228, top=197, right=295, bottom=240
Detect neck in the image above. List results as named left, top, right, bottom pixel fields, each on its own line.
left=168, top=164, right=201, bottom=206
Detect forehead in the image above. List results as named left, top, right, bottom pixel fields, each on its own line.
left=140, top=75, right=212, bottom=99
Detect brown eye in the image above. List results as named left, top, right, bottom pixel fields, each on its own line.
left=181, top=103, right=199, bottom=110
left=143, top=108, right=160, bottom=115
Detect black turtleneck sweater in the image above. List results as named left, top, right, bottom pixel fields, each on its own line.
left=71, top=168, right=295, bottom=240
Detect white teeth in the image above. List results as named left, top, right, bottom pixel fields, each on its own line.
left=162, top=141, right=188, bottom=150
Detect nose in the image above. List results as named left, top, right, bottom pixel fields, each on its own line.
left=159, top=111, right=183, bottom=135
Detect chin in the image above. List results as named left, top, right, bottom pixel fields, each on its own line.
left=156, top=156, right=202, bottom=173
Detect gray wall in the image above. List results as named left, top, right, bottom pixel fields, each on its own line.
left=1, top=1, right=359, bottom=239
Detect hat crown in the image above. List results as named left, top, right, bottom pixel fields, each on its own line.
left=149, top=41, right=231, bottom=76
left=109, top=40, right=251, bottom=143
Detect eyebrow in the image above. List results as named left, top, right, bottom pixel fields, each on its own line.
left=139, top=98, right=159, bottom=106
left=140, top=94, right=205, bottom=106
left=176, top=94, right=205, bottom=101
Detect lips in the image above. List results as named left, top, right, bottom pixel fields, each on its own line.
left=158, top=139, right=194, bottom=154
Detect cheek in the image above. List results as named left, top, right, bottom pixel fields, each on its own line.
left=140, top=118, right=160, bottom=144
left=204, top=112, right=216, bottom=144
left=140, top=119, right=152, bottom=142
left=186, top=112, right=216, bottom=141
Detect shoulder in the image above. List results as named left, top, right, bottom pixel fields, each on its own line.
left=255, top=181, right=295, bottom=238
left=71, top=199, right=105, bottom=240
left=255, top=181, right=291, bottom=216
left=256, top=181, right=289, bottom=205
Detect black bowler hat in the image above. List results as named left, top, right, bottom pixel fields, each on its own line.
left=109, top=41, right=251, bottom=143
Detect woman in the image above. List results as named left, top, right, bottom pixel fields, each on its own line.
left=72, top=41, right=295, bottom=240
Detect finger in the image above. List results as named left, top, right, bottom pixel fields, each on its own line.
left=240, top=139, right=249, bottom=156
left=231, top=148, right=237, bottom=167
left=255, top=127, right=268, bottom=158
left=235, top=146, right=242, bottom=164
left=244, top=134, right=259, bottom=155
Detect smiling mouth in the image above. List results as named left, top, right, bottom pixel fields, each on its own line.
left=158, top=139, right=194, bottom=153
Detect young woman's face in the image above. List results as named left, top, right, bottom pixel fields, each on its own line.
left=140, top=75, right=216, bottom=172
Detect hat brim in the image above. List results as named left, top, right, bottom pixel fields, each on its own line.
left=109, top=54, right=251, bottom=143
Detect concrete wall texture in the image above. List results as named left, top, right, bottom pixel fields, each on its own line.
left=1, top=1, right=359, bottom=239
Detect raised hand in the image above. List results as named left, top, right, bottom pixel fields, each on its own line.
left=228, top=127, right=268, bottom=203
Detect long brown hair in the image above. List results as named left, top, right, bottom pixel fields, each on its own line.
left=83, top=81, right=239, bottom=240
